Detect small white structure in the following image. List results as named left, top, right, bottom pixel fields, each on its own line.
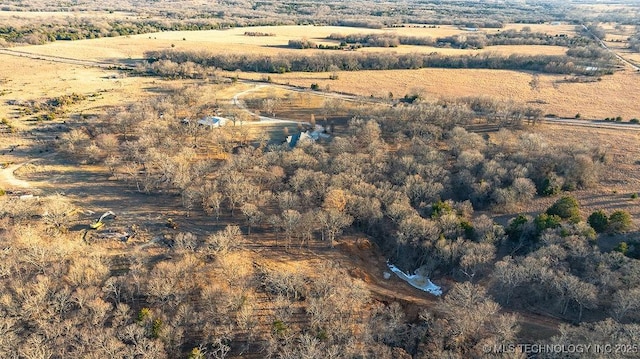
left=286, top=131, right=314, bottom=147
left=387, top=262, right=443, bottom=296
left=286, top=125, right=331, bottom=148
left=197, top=116, right=228, bottom=128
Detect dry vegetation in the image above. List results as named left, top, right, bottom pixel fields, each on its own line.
left=2, top=1, right=640, bottom=358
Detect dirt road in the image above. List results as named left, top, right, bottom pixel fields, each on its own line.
left=0, top=160, right=34, bottom=190
left=581, top=24, right=640, bottom=72
left=0, top=48, right=135, bottom=70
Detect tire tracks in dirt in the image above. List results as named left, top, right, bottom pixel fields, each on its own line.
left=0, top=160, right=36, bottom=190
left=0, top=48, right=135, bottom=70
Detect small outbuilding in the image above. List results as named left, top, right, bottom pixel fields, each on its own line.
left=197, top=116, right=229, bottom=128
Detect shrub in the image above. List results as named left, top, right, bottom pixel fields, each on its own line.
left=431, top=200, right=454, bottom=218
left=630, top=118, right=639, bottom=124
left=0, top=188, right=5, bottom=196
left=137, top=307, right=151, bottom=322
left=272, top=319, right=288, bottom=335
left=188, top=348, right=205, bottom=359
left=310, top=83, right=320, bottom=90
left=460, top=219, right=474, bottom=239
left=539, top=175, right=562, bottom=196
left=546, top=195, right=580, bottom=221
left=588, top=210, right=609, bottom=233
left=152, top=318, right=162, bottom=338
left=534, top=213, right=562, bottom=232
left=615, top=116, right=623, bottom=122
left=575, top=113, right=581, bottom=119
left=615, top=241, right=629, bottom=255
left=609, top=210, right=633, bottom=233
left=506, top=214, right=529, bottom=241
left=631, top=193, right=639, bottom=199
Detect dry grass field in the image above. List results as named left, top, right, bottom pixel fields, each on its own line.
left=492, top=23, right=578, bottom=36
left=260, top=68, right=640, bottom=120
left=0, top=53, right=159, bottom=125
left=512, top=124, right=640, bottom=219
left=356, top=44, right=569, bottom=56
left=7, top=24, right=576, bottom=62
left=6, top=24, right=635, bottom=120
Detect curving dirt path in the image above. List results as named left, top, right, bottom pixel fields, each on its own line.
left=0, top=160, right=34, bottom=189
left=234, top=81, right=640, bottom=132
left=232, top=85, right=300, bottom=125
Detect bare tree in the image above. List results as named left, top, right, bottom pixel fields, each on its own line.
left=611, top=287, right=640, bottom=322
left=41, top=194, right=77, bottom=233
left=279, top=209, right=302, bottom=248
left=318, top=209, right=353, bottom=247
left=262, top=97, right=281, bottom=117
left=240, top=203, right=263, bottom=235
left=459, top=241, right=495, bottom=280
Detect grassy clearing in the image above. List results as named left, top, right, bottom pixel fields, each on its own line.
left=10, top=24, right=576, bottom=62
left=0, top=53, right=160, bottom=124
left=506, top=124, right=640, bottom=228
left=3, top=24, right=639, bottom=125
left=256, top=68, right=640, bottom=120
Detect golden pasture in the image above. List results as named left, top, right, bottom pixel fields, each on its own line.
left=0, top=52, right=162, bottom=126
left=3, top=24, right=639, bottom=122
left=260, top=68, right=640, bottom=120
left=9, top=24, right=575, bottom=62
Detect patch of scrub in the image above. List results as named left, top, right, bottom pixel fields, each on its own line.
left=387, top=262, right=442, bottom=296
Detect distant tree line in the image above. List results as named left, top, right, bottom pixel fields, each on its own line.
left=327, top=29, right=596, bottom=49
left=243, top=31, right=275, bottom=36
left=145, top=49, right=616, bottom=76
left=630, top=30, right=640, bottom=53
left=0, top=18, right=289, bottom=45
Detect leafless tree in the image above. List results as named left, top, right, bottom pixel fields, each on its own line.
left=41, top=194, right=76, bottom=233
left=460, top=241, right=495, bottom=280
left=240, top=203, right=263, bottom=235
left=318, top=209, right=353, bottom=247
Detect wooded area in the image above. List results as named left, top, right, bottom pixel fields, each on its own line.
left=2, top=0, right=640, bottom=358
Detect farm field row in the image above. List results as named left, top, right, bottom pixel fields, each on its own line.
left=2, top=24, right=637, bottom=120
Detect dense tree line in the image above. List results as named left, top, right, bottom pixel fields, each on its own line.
left=0, top=0, right=583, bottom=46
left=327, top=28, right=596, bottom=50
left=630, top=29, right=640, bottom=53
left=0, top=18, right=245, bottom=45
left=145, top=49, right=616, bottom=76
left=62, top=86, right=610, bottom=276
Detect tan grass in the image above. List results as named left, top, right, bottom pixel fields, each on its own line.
left=10, top=24, right=575, bottom=62
left=488, top=23, right=578, bottom=36
left=263, top=68, right=640, bottom=120
left=357, top=44, right=567, bottom=56
left=3, top=25, right=638, bottom=125
left=0, top=53, right=166, bottom=126
left=529, top=124, right=640, bottom=226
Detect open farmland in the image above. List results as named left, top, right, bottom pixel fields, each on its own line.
left=1, top=24, right=582, bottom=59
left=7, top=22, right=638, bottom=119
left=236, top=67, right=640, bottom=120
